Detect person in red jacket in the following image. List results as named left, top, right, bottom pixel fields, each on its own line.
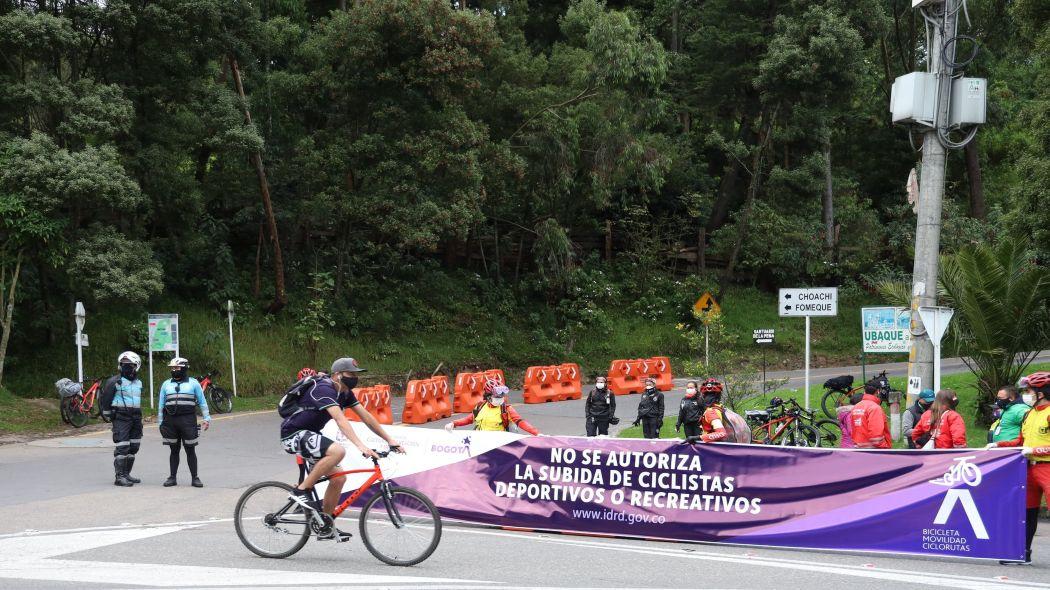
left=445, top=379, right=540, bottom=435
left=910, top=389, right=967, bottom=448
left=986, top=370, right=1050, bottom=565
left=851, top=379, right=891, bottom=449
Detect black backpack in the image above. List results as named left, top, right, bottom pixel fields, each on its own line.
left=278, top=375, right=322, bottom=418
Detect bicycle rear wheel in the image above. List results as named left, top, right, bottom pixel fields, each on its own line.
left=59, top=397, right=72, bottom=425
left=68, top=395, right=89, bottom=428
left=210, top=387, right=233, bottom=414
left=750, top=423, right=770, bottom=444
left=821, top=389, right=850, bottom=420
left=235, top=481, right=311, bottom=559
left=359, top=485, right=441, bottom=566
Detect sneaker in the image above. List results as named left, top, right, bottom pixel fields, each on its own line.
left=1000, top=551, right=1033, bottom=565
left=317, top=527, right=353, bottom=542
left=163, top=477, right=177, bottom=487
left=288, top=487, right=321, bottom=512
left=191, top=477, right=203, bottom=488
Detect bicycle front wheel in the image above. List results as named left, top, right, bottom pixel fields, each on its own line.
left=791, top=423, right=821, bottom=448
left=235, top=481, right=311, bottom=559
left=210, top=387, right=233, bottom=414
left=68, top=395, right=89, bottom=428
left=359, top=485, right=441, bottom=566
left=815, top=419, right=840, bottom=448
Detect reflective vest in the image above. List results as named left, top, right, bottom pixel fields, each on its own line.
left=1020, top=404, right=1050, bottom=463
left=112, top=377, right=142, bottom=409
left=160, top=378, right=202, bottom=416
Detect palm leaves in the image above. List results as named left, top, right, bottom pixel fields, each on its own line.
left=939, top=239, right=1050, bottom=422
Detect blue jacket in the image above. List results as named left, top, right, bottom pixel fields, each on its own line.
left=158, top=377, right=209, bottom=424
left=100, top=376, right=142, bottom=416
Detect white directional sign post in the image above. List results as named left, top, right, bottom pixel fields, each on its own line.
left=917, top=306, right=954, bottom=392
left=74, top=302, right=86, bottom=383
left=227, top=300, right=238, bottom=397
left=779, top=288, right=839, bottom=410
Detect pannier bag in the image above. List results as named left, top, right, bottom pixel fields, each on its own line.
left=823, top=375, right=854, bottom=392
left=54, top=378, right=82, bottom=398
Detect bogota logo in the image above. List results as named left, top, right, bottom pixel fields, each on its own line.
left=929, top=456, right=988, bottom=540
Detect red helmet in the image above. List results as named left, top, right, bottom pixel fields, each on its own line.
left=483, top=378, right=508, bottom=397
left=699, top=378, right=724, bottom=394
left=1025, top=371, right=1050, bottom=391
left=297, top=367, right=318, bottom=381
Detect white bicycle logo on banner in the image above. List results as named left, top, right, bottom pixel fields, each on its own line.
left=929, top=456, right=982, bottom=487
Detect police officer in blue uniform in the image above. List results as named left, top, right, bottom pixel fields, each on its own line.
left=100, top=351, right=144, bottom=487
left=158, top=357, right=211, bottom=487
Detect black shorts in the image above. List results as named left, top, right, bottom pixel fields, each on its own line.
left=161, top=413, right=199, bottom=446
left=281, top=430, right=336, bottom=467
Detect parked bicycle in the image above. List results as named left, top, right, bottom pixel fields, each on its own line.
left=234, top=448, right=441, bottom=566
left=198, top=370, right=233, bottom=414
left=746, top=397, right=823, bottom=447
left=58, top=377, right=107, bottom=428
left=820, top=370, right=901, bottom=421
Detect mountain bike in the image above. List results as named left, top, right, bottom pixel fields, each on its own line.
left=234, top=448, right=441, bottom=566
left=61, top=377, right=106, bottom=428
left=747, top=398, right=821, bottom=447
left=820, top=374, right=862, bottom=419
left=198, top=370, right=233, bottom=414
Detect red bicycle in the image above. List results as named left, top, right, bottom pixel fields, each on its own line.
left=60, top=377, right=107, bottom=428
left=198, top=370, right=233, bottom=414
left=233, top=449, right=441, bottom=565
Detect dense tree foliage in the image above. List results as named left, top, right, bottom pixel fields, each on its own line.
left=0, top=0, right=1045, bottom=386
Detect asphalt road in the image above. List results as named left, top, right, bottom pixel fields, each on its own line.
left=1, top=356, right=1048, bottom=589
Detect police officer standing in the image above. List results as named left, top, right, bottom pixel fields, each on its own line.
left=584, top=376, right=617, bottom=436
left=100, top=351, right=144, bottom=487
left=158, top=357, right=211, bottom=487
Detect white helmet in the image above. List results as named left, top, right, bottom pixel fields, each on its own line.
left=117, top=351, right=141, bottom=371
left=168, top=357, right=189, bottom=369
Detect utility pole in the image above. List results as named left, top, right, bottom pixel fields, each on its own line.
left=907, top=0, right=959, bottom=400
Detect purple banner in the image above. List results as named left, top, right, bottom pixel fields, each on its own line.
left=381, top=437, right=1026, bottom=560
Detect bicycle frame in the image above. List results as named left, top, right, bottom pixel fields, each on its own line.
left=318, top=463, right=386, bottom=519
left=75, top=378, right=102, bottom=412
left=758, top=414, right=797, bottom=444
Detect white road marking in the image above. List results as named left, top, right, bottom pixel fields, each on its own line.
left=0, top=521, right=488, bottom=588
left=438, top=525, right=1050, bottom=590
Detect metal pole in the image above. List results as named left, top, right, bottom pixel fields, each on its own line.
left=804, top=316, right=811, bottom=410
left=148, top=350, right=154, bottom=410
left=861, top=351, right=867, bottom=382
left=932, top=312, right=942, bottom=392
left=227, top=300, right=238, bottom=397
left=704, top=324, right=709, bottom=370
left=76, top=326, right=84, bottom=383
left=907, top=1, right=959, bottom=407
left=762, top=349, right=767, bottom=395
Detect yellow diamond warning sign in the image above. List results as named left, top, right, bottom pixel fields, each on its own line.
left=693, top=292, right=721, bottom=316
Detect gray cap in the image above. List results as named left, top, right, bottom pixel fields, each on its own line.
left=331, top=357, right=366, bottom=374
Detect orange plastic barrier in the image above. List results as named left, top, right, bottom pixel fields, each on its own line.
left=523, top=363, right=582, bottom=403
left=401, top=376, right=452, bottom=424
left=606, top=357, right=673, bottom=396
left=344, top=385, right=393, bottom=425
left=453, top=369, right=506, bottom=413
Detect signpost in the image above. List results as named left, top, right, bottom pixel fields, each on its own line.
left=74, top=302, right=86, bottom=383
left=862, top=307, right=912, bottom=353
left=147, top=314, right=180, bottom=409
left=917, top=306, right=954, bottom=392
left=694, top=292, right=721, bottom=369
left=779, top=288, right=838, bottom=409
left=753, top=328, right=775, bottom=393
left=227, top=300, right=238, bottom=397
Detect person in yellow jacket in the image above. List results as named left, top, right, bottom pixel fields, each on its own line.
left=445, top=379, right=540, bottom=435
left=987, top=371, right=1050, bottom=565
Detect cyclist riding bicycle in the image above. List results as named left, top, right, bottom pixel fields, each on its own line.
left=282, top=357, right=404, bottom=541
left=100, top=351, right=144, bottom=487
left=445, top=379, right=540, bottom=435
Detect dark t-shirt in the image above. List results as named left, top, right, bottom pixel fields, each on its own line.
left=280, top=378, right=359, bottom=438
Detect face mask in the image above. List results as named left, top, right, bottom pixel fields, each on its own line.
left=1022, top=393, right=1035, bottom=406
left=596, top=382, right=606, bottom=390
left=120, top=364, right=137, bottom=380
left=340, top=375, right=359, bottom=390
left=702, top=393, right=719, bottom=406
left=171, top=368, right=187, bottom=380
left=995, top=398, right=1010, bottom=410
left=645, top=384, right=656, bottom=392
left=686, top=388, right=697, bottom=396
left=490, top=396, right=505, bottom=406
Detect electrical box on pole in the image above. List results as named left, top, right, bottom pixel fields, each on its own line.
left=891, top=72, right=937, bottom=126
left=948, top=78, right=987, bottom=127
